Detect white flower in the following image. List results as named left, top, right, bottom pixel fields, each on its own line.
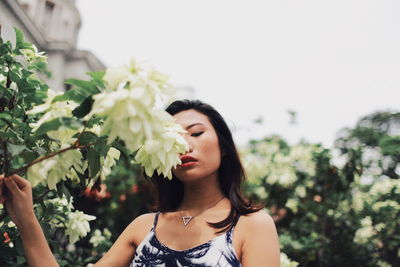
left=370, top=178, right=400, bottom=197
left=103, top=66, right=131, bottom=90
left=254, top=187, right=268, bottom=199
left=372, top=200, right=400, bottom=213
left=354, top=216, right=375, bottom=244
left=65, top=210, right=96, bottom=244
left=91, top=88, right=161, bottom=151
left=27, top=149, right=84, bottom=189
left=352, top=189, right=365, bottom=212
left=295, top=186, right=306, bottom=198
left=289, top=144, right=317, bottom=176
left=280, top=252, right=299, bottom=267
left=20, top=44, right=47, bottom=62
left=0, top=73, right=6, bottom=86
left=90, top=59, right=187, bottom=179
left=285, top=198, right=299, bottom=213
left=44, top=197, right=95, bottom=244
left=43, top=196, right=74, bottom=229
left=242, top=153, right=268, bottom=184
left=27, top=89, right=79, bottom=144
left=98, top=147, right=121, bottom=180
left=135, top=121, right=188, bottom=179
left=89, top=229, right=106, bottom=248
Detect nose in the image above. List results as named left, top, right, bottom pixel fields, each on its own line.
left=183, top=135, right=194, bottom=154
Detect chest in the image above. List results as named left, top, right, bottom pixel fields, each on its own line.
left=154, top=215, right=243, bottom=260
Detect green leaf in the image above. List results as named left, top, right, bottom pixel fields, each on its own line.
left=72, top=96, right=94, bottom=118
left=88, top=71, right=105, bottom=81
left=7, top=143, right=27, bottom=157
left=14, top=27, right=33, bottom=50
left=52, top=79, right=101, bottom=104
left=56, top=181, right=64, bottom=199
left=87, top=116, right=103, bottom=128
left=88, top=71, right=106, bottom=89
left=87, top=149, right=101, bottom=179
left=73, top=131, right=98, bottom=146
left=34, top=117, right=82, bottom=137
left=0, top=112, right=25, bottom=127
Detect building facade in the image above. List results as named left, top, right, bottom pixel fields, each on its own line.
left=0, top=0, right=105, bottom=91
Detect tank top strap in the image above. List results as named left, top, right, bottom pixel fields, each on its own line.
left=151, top=212, right=160, bottom=231
left=226, top=214, right=241, bottom=244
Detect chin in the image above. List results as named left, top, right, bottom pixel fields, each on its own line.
left=173, top=170, right=218, bottom=184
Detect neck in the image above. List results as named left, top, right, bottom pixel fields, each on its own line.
left=178, top=173, right=225, bottom=212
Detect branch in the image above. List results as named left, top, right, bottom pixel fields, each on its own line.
left=9, top=138, right=105, bottom=176
left=0, top=138, right=106, bottom=223
left=2, top=139, right=9, bottom=176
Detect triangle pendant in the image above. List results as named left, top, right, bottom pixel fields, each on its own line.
left=182, top=216, right=193, bottom=226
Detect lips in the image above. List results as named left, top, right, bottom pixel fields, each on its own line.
left=180, top=156, right=198, bottom=167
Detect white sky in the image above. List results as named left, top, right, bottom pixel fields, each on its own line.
left=76, top=0, right=400, bottom=148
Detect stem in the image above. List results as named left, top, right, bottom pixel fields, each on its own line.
left=72, top=124, right=88, bottom=147
left=34, top=189, right=51, bottom=201
left=9, top=139, right=105, bottom=176
left=2, top=139, right=9, bottom=176
left=6, top=64, right=12, bottom=89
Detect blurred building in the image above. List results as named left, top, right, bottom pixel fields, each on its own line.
left=0, top=0, right=105, bottom=91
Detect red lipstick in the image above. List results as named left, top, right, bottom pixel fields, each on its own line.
left=180, top=156, right=198, bottom=167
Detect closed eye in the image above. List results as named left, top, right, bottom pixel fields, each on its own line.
left=191, top=131, right=204, bottom=137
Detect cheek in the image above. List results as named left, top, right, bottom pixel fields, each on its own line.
left=202, top=135, right=222, bottom=166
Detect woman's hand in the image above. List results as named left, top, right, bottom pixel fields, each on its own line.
left=0, top=174, right=35, bottom=229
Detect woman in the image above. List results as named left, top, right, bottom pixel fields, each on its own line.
left=0, top=99, right=280, bottom=267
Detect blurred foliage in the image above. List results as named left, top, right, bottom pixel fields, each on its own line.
left=242, top=110, right=400, bottom=266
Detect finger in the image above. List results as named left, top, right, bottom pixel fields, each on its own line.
left=4, top=177, right=22, bottom=196
left=9, top=174, right=30, bottom=189
left=0, top=195, right=7, bottom=204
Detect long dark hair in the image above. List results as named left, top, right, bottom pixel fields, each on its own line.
left=152, top=99, right=262, bottom=233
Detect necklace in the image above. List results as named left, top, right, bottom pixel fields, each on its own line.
left=179, top=196, right=225, bottom=226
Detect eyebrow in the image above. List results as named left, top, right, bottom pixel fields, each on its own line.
left=186, top=123, right=204, bottom=130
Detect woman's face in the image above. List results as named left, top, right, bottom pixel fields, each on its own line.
left=172, top=109, right=222, bottom=183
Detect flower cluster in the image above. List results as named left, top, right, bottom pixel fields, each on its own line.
left=65, top=210, right=96, bottom=244
left=43, top=196, right=96, bottom=244
left=354, top=217, right=375, bottom=244
left=20, top=44, right=47, bottom=63
left=135, top=121, right=188, bottom=179
left=27, top=89, right=79, bottom=144
left=89, top=228, right=111, bottom=248
left=27, top=149, right=84, bottom=189
left=280, top=252, right=299, bottom=267
left=243, top=139, right=319, bottom=188
left=90, top=60, right=188, bottom=178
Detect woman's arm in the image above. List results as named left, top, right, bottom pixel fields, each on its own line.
left=1, top=174, right=153, bottom=267
left=0, top=175, right=59, bottom=267
left=240, top=210, right=280, bottom=267
left=94, top=213, right=154, bottom=267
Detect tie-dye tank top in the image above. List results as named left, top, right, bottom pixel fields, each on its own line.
left=130, top=212, right=242, bottom=267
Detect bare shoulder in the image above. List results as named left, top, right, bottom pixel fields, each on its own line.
left=129, top=212, right=156, bottom=228
left=94, top=213, right=157, bottom=266
left=240, top=209, right=276, bottom=231
left=238, top=209, right=280, bottom=267
left=126, top=212, right=157, bottom=247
